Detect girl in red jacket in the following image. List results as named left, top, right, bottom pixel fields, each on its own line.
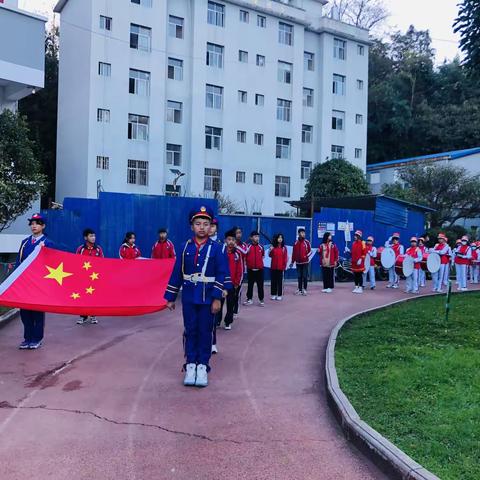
left=269, top=233, right=288, bottom=301
left=119, top=232, right=141, bottom=260
left=318, top=232, right=339, bottom=293
left=351, top=230, right=367, bottom=294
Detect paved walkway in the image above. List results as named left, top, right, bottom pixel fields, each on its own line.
left=0, top=282, right=418, bottom=480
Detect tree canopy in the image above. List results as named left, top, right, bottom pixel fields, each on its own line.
left=454, top=0, right=480, bottom=75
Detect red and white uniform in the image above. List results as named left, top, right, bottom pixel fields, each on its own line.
left=366, top=244, right=377, bottom=266
left=292, top=238, right=311, bottom=265
left=151, top=239, right=176, bottom=259
left=405, top=246, right=422, bottom=270
left=76, top=244, right=104, bottom=257
left=236, top=240, right=248, bottom=274
left=269, top=246, right=288, bottom=271
left=246, top=243, right=264, bottom=270
left=351, top=240, right=367, bottom=272
left=454, top=244, right=472, bottom=266
left=119, top=243, right=141, bottom=260
left=227, top=248, right=243, bottom=287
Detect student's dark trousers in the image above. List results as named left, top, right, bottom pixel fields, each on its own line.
left=20, top=310, right=45, bottom=343
left=297, top=263, right=308, bottom=291
left=224, top=287, right=239, bottom=326
left=322, top=267, right=335, bottom=289
left=247, top=269, right=264, bottom=301
left=270, top=269, right=284, bottom=296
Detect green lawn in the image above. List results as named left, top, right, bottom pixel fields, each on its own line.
left=0, top=306, right=10, bottom=316
left=336, top=293, right=480, bottom=480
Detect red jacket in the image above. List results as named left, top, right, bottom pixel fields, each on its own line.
left=366, top=244, right=377, bottom=266
left=269, top=245, right=288, bottom=271
left=246, top=243, right=264, bottom=270
left=318, top=242, right=339, bottom=267
left=434, top=243, right=451, bottom=265
left=351, top=240, right=367, bottom=272
left=455, top=245, right=471, bottom=265
left=119, top=243, right=141, bottom=260
left=227, top=248, right=243, bottom=287
left=292, top=238, right=311, bottom=264
left=151, top=239, right=176, bottom=259
left=76, top=244, right=104, bottom=257
left=236, top=240, right=248, bottom=274
left=391, top=243, right=403, bottom=258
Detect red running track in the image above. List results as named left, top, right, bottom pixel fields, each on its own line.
left=0, top=282, right=420, bottom=480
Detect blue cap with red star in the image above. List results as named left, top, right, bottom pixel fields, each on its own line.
left=189, top=205, right=214, bottom=223
left=28, top=213, right=46, bottom=225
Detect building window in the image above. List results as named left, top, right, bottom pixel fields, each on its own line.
left=356, top=113, right=363, bottom=124
left=128, top=114, right=149, bottom=141
left=302, top=124, right=313, bottom=143
left=96, top=156, right=110, bottom=170
left=166, top=143, right=182, bottom=166
left=165, top=184, right=181, bottom=196
left=332, top=110, right=345, bottom=130
left=275, top=176, right=290, bottom=197
left=257, top=15, right=266, bottom=28
left=253, top=173, right=263, bottom=185
left=238, top=90, right=247, bottom=103
left=301, top=161, right=312, bottom=180
left=98, top=62, right=111, bottom=76
left=100, top=15, right=112, bottom=31
left=276, top=137, right=291, bottom=159
left=355, top=148, right=363, bottom=159
left=254, top=133, right=263, bottom=145
left=277, top=99, right=291, bottom=122
left=129, top=69, right=150, bottom=96
left=334, top=38, right=346, bottom=60
left=167, top=100, right=182, bottom=123
left=204, top=168, right=222, bottom=191
left=239, top=10, right=249, bottom=23
left=206, top=42, right=224, bottom=68
left=97, top=108, right=110, bottom=123
left=208, top=1, right=225, bottom=27
left=303, top=88, right=314, bottom=107
left=278, top=61, right=292, bottom=84
left=237, top=130, right=246, bottom=143
left=131, top=0, right=152, bottom=6
left=169, top=15, right=184, bottom=38
left=279, top=22, right=293, bottom=45
left=236, top=171, right=246, bottom=183
left=255, top=94, right=264, bottom=106
left=331, top=145, right=344, bottom=159
left=304, top=51, right=314, bottom=71
left=333, top=74, right=346, bottom=95
left=256, top=54, right=265, bottom=67
left=357, top=79, right=364, bottom=90
left=127, top=159, right=149, bottom=186
left=130, top=24, right=151, bottom=52
left=357, top=44, right=365, bottom=56
left=206, top=84, right=223, bottom=109
left=239, top=50, right=248, bottom=63
left=205, top=126, right=222, bottom=150
left=167, top=58, right=183, bottom=80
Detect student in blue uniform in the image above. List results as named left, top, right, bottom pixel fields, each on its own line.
left=164, top=205, right=228, bottom=388
left=15, top=213, right=54, bottom=350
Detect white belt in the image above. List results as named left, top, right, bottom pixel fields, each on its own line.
left=183, top=273, right=215, bottom=284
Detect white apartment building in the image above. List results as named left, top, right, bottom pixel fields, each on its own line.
left=54, top=0, right=369, bottom=215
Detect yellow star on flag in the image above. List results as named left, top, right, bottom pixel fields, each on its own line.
left=44, top=263, right=73, bottom=286
left=90, top=272, right=99, bottom=281
left=83, top=261, right=92, bottom=271
left=86, top=286, right=95, bottom=295
left=71, top=292, right=80, bottom=300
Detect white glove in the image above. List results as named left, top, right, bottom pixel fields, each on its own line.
left=344, top=247, right=351, bottom=253
left=356, top=259, right=362, bottom=266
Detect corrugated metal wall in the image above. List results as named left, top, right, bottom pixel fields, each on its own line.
left=374, top=196, right=408, bottom=228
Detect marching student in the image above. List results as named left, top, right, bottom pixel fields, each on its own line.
left=164, top=205, right=228, bottom=388
left=351, top=230, right=367, bottom=294
left=15, top=214, right=54, bottom=350
left=151, top=228, right=176, bottom=259
left=363, top=236, right=377, bottom=290
left=318, top=232, right=339, bottom=293
left=452, top=239, right=462, bottom=287
left=75, top=228, right=104, bottom=325
left=418, top=237, right=427, bottom=288
left=244, top=231, right=265, bottom=306
left=454, top=236, right=472, bottom=291
left=470, top=242, right=479, bottom=284
left=431, top=233, right=451, bottom=293
left=269, top=233, right=288, bottom=301
left=234, top=227, right=248, bottom=315
left=223, top=228, right=243, bottom=330
left=119, top=232, right=141, bottom=260
left=404, top=237, right=423, bottom=294
left=384, top=233, right=404, bottom=288
left=290, top=228, right=311, bottom=295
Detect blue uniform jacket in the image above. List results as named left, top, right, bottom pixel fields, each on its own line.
left=15, top=235, right=54, bottom=268
left=164, top=237, right=229, bottom=304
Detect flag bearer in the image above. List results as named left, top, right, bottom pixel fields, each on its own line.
left=76, top=228, right=104, bottom=325
left=404, top=237, right=423, bottom=294
left=351, top=230, right=367, bottom=294
left=151, top=228, right=176, bottom=259
left=363, top=236, right=377, bottom=290
left=385, top=233, right=404, bottom=288
left=164, top=206, right=228, bottom=388
left=431, top=233, right=451, bottom=293
left=244, top=231, right=265, bottom=306
left=454, top=236, right=472, bottom=291
left=418, top=237, right=427, bottom=287
left=470, top=242, right=479, bottom=284
left=290, top=228, right=311, bottom=295
left=223, top=229, right=243, bottom=330
left=15, top=214, right=54, bottom=350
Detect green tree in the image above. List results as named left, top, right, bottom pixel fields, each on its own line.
left=304, top=159, right=370, bottom=199
left=0, top=110, right=47, bottom=233
left=454, top=0, right=480, bottom=75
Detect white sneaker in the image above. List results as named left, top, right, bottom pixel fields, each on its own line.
left=183, top=363, right=196, bottom=386
left=352, top=287, right=358, bottom=293
left=392, top=284, right=399, bottom=289
left=326, top=288, right=332, bottom=293
left=271, top=295, right=277, bottom=300
left=243, top=299, right=253, bottom=305
left=90, top=316, right=98, bottom=324
left=76, top=317, right=87, bottom=325
left=259, top=301, right=265, bottom=307
left=322, top=289, right=328, bottom=293
left=224, top=324, right=232, bottom=330
left=211, top=344, right=218, bottom=354
left=301, top=290, right=307, bottom=296
left=276, top=296, right=282, bottom=301
left=386, top=284, right=393, bottom=288
left=357, top=287, right=364, bottom=294
left=461, top=287, right=468, bottom=291
left=195, top=364, right=208, bottom=387
left=295, top=290, right=302, bottom=295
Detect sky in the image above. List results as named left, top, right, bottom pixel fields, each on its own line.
left=19, top=0, right=462, bottom=63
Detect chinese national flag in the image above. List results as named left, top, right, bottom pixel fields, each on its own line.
left=0, top=247, right=174, bottom=316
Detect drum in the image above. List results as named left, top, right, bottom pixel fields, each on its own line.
left=381, top=247, right=396, bottom=269
left=402, top=255, right=414, bottom=277
left=394, top=254, right=405, bottom=275
left=364, top=253, right=371, bottom=273
left=375, top=247, right=384, bottom=267
left=426, top=252, right=441, bottom=273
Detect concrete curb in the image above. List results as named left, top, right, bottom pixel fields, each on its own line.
left=0, top=308, right=19, bottom=330
left=325, top=290, right=479, bottom=480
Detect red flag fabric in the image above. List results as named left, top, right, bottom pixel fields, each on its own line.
left=0, top=247, right=174, bottom=316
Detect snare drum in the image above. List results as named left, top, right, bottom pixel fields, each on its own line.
left=426, top=252, right=441, bottom=273
left=375, top=247, right=384, bottom=267
left=381, top=247, right=396, bottom=269
left=395, top=254, right=405, bottom=275
left=402, top=255, right=415, bottom=277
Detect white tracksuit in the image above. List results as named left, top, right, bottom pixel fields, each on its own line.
left=418, top=245, right=426, bottom=287
left=384, top=239, right=404, bottom=286
left=455, top=245, right=472, bottom=290
left=431, top=244, right=451, bottom=292
left=363, top=246, right=377, bottom=288
left=469, top=249, right=479, bottom=283
left=405, top=247, right=423, bottom=293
